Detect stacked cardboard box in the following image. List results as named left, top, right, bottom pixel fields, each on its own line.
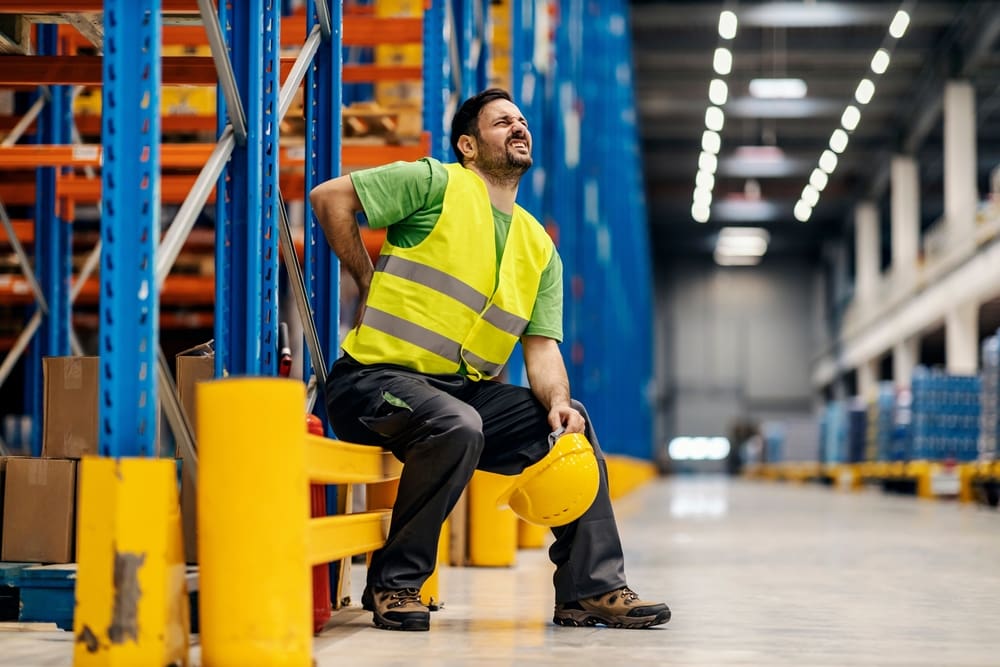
left=1, top=357, right=97, bottom=563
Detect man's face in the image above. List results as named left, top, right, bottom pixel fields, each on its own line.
left=472, top=99, right=532, bottom=175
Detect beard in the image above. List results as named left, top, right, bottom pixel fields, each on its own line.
left=477, top=138, right=532, bottom=187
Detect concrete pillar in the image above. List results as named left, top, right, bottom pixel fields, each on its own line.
left=890, top=155, right=920, bottom=283
left=854, top=202, right=880, bottom=304
left=857, top=359, right=879, bottom=399
left=893, top=336, right=919, bottom=389
left=946, top=301, right=979, bottom=375
left=944, top=80, right=978, bottom=244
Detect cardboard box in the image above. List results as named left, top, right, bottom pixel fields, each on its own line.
left=1, top=458, right=77, bottom=563
left=0, top=456, right=25, bottom=550
left=176, top=343, right=214, bottom=435
left=176, top=342, right=214, bottom=564
left=42, top=357, right=99, bottom=459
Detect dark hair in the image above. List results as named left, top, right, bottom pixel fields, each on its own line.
left=450, top=88, right=514, bottom=164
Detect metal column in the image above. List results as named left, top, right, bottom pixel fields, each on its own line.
left=423, top=0, right=449, bottom=161
left=303, top=0, right=342, bottom=423
left=27, top=26, right=73, bottom=455
left=99, top=0, right=162, bottom=456
left=215, top=0, right=282, bottom=376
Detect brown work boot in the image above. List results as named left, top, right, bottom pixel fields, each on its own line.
left=553, top=586, right=671, bottom=629
left=370, top=587, right=430, bottom=631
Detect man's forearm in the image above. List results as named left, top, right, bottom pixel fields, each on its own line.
left=522, top=336, right=571, bottom=410
left=309, top=175, right=374, bottom=291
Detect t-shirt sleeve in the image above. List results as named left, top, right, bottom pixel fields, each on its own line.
left=349, top=158, right=438, bottom=229
left=524, top=248, right=563, bottom=341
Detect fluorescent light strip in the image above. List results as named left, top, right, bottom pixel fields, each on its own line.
left=793, top=3, right=907, bottom=223
left=694, top=11, right=739, bottom=223
left=889, top=10, right=910, bottom=39
left=749, top=78, right=807, bottom=99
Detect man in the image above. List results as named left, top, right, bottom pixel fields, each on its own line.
left=309, top=89, right=670, bottom=632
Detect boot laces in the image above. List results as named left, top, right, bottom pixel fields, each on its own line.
left=620, top=587, right=640, bottom=604
left=388, top=588, right=422, bottom=609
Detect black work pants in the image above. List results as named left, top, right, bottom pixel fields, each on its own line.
left=325, top=354, right=627, bottom=604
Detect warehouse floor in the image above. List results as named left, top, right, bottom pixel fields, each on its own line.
left=2, top=475, right=1000, bottom=666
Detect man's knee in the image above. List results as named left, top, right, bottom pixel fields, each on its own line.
left=418, top=404, right=485, bottom=461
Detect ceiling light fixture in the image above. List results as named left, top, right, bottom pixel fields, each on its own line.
left=841, top=105, right=861, bottom=131
left=713, top=47, right=733, bottom=75
left=889, top=10, right=910, bottom=38
left=718, top=10, right=738, bottom=39
left=819, top=149, right=838, bottom=174
left=870, top=48, right=890, bottom=74
left=793, top=200, right=812, bottom=222
left=792, top=2, right=907, bottom=225
left=709, top=79, right=728, bottom=106
left=698, top=151, right=718, bottom=173
left=809, top=168, right=829, bottom=192
left=855, top=78, right=875, bottom=105
left=829, top=128, right=849, bottom=153
left=702, top=130, right=721, bottom=154
left=801, top=184, right=820, bottom=207
left=705, top=106, right=725, bottom=131
left=748, top=78, right=808, bottom=99
left=693, top=10, right=738, bottom=224
left=717, top=227, right=769, bottom=255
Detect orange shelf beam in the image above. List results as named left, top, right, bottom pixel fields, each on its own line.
left=0, top=220, right=34, bottom=245
left=0, top=274, right=216, bottom=306
left=0, top=57, right=421, bottom=86
left=158, top=16, right=422, bottom=47
left=0, top=114, right=218, bottom=135
left=0, top=0, right=197, bottom=10
left=0, top=136, right=429, bottom=169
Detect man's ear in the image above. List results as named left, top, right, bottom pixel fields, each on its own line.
left=458, top=134, right=477, bottom=161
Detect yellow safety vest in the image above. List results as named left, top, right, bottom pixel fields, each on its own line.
left=341, top=163, right=554, bottom=380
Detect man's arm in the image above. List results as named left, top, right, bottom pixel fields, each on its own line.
left=521, top=335, right=585, bottom=434
left=309, top=174, right=373, bottom=327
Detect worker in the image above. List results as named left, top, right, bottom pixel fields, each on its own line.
left=309, top=88, right=670, bottom=632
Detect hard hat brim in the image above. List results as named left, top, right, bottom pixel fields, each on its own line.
left=495, top=433, right=595, bottom=510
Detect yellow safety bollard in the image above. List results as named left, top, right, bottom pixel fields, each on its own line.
left=74, top=457, right=189, bottom=667
left=197, top=378, right=311, bottom=667
left=517, top=519, right=548, bottom=549
left=467, top=471, right=517, bottom=567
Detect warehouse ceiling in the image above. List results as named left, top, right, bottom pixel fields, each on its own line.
left=630, top=1, right=1000, bottom=260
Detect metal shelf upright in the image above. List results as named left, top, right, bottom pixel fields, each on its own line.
left=301, top=0, right=341, bottom=418
left=214, top=0, right=282, bottom=377
left=99, top=0, right=162, bottom=456
left=26, top=25, right=74, bottom=455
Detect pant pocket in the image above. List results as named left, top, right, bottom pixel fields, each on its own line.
left=359, top=390, right=413, bottom=438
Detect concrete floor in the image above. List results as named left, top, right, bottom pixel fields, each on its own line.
left=2, top=476, right=1000, bottom=666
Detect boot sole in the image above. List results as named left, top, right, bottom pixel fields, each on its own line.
left=373, top=612, right=430, bottom=632
left=553, top=608, right=671, bottom=629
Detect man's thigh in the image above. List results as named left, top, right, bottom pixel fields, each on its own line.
left=326, top=360, right=469, bottom=457
left=466, top=381, right=552, bottom=474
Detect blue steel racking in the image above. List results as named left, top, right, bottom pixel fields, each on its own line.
left=99, top=0, right=162, bottom=456
left=509, top=0, right=653, bottom=458
left=28, top=26, right=74, bottom=456
left=5, top=0, right=653, bottom=460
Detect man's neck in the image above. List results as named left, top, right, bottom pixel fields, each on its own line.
left=467, top=164, right=519, bottom=215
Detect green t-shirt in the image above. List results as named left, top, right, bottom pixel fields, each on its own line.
left=350, top=157, right=563, bottom=341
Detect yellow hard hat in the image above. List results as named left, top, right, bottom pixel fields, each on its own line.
left=496, top=430, right=600, bottom=527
